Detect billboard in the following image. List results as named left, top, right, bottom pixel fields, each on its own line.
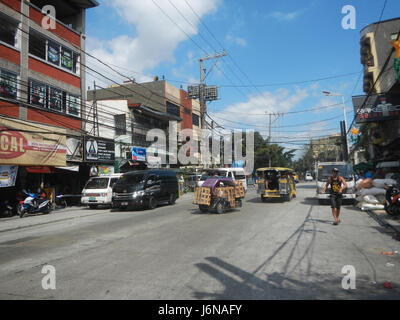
left=0, top=118, right=66, bottom=166
left=0, top=165, right=18, bottom=188
left=84, top=137, right=115, bottom=163
left=132, top=146, right=146, bottom=162
left=353, top=94, right=400, bottom=123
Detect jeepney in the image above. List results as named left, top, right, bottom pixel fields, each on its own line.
left=193, top=177, right=245, bottom=214
left=256, top=167, right=296, bottom=202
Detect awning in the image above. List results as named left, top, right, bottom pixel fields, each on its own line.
left=129, top=104, right=182, bottom=122
left=55, top=166, right=79, bottom=172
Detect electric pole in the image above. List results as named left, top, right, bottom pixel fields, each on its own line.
left=199, top=50, right=226, bottom=129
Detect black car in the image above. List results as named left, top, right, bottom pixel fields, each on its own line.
left=112, top=170, right=179, bottom=210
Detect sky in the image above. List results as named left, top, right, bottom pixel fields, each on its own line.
left=85, top=0, right=400, bottom=158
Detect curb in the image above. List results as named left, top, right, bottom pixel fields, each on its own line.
left=366, top=210, right=400, bottom=235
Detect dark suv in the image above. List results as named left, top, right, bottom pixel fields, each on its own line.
left=112, top=170, right=179, bottom=210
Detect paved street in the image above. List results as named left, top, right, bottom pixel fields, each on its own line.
left=0, top=183, right=399, bottom=300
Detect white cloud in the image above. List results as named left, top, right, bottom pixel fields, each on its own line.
left=269, top=11, right=301, bottom=21
left=225, top=34, right=247, bottom=47
left=86, top=0, right=221, bottom=84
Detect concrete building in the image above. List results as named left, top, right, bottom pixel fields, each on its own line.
left=0, top=0, right=98, bottom=197
left=86, top=79, right=203, bottom=170
left=354, top=18, right=400, bottom=163
left=310, top=134, right=342, bottom=162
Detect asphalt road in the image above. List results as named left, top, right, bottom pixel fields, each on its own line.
left=0, top=182, right=399, bottom=299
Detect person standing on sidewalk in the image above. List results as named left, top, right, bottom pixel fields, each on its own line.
left=320, top=168, right=347, bottom=225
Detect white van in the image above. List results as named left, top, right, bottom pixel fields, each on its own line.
left=214, top=168, right=248, bottom=191
left=81, top=174, right=123, bottom=208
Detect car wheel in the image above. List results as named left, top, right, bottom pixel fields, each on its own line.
left=148, top=196, right=157, bottom=210
left=168, top=193, right=177, bottom=205
left=199, top=205, right=208, bottom=213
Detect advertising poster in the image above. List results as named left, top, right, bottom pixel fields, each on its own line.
left=30, top=81, right=46, bottom=107
left=84, top=137, right=115, bottom=163
left=0, top=165, right=18, bottom=188
left=61, top=47, right=73, bottom=70
left=0, top=118, right=67, bottom=166
left=48, top=41, right=60, bottom=65
left=132, top=146, right=146, bottom=162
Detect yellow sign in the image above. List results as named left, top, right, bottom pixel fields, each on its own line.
left=0, top=118, right=67, bottom=166
left=350, top=127, right=359, bottom=136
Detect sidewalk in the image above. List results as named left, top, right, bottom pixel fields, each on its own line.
left=0, top=192, right=194, bottom=233
left=368, top=209, right=400, bottom=236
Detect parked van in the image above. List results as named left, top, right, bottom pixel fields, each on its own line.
left=112, top=170, right=179, bottom=210
left=212, top=168, right=248, bottom=191
left=81, top=174, right=123, bottom=208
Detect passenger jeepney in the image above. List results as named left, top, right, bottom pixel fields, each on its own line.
left=193, top=177, right=245, bottom=214
left=256, top=167, right=296, bottom=202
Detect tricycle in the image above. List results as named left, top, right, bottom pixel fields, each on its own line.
left=193, top=177, right=245, bottom=214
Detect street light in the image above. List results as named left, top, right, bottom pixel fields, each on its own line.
left=322, top=90, right=350, bottom=159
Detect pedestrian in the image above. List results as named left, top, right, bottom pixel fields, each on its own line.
left=320, top=168, right=347, bottom=225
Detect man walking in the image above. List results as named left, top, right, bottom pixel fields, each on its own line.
left=320, top=168, right=347, bottom=225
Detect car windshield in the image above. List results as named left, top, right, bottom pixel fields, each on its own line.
left=116, top=173, right=145, bottom=185
left=84, top=178, right=109, bottom=189
left=200, top=175, right=210, bottom=181
left=234, top=174, right=246, bottom=180
left=318, top=165, right=353, bottom=181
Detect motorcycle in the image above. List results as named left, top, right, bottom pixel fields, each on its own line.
left=0, top=200, right=15, bottom=217
left=384, top=184, right=400, bottom=216
left=18, top=189, right=53, bottom=218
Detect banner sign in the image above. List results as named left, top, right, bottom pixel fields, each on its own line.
left=352, top=94, right=400, bottom=123
left=0, top=165, right=18, bottom=188
left=0, top=118, right=67, bottom=166
left=84, top=137, right=115, bottom=163
left=132, top=146, right=146, bottom=162
left=98, top=165, right=114, bottom=175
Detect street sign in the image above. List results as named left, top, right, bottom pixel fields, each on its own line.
left=204, top=86, right=218, bottom=101
left=187, top=85, right=200, bottom=99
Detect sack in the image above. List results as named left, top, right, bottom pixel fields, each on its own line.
left=360, top=187, right=386, bottom=196
left=361, top=203, right=385, bottom=211
left=372, top=179, right=397, bottom=188
left=359, top=178, right=373, bottom=189
left=362, top=195, right=380, bottom=204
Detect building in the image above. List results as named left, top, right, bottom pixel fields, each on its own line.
left=86, top=79, right=203, bottom=171
left=0, top=0, right=98, bottom=199
left=310, top=134, right=342, bottom=162
left=353, top=18, right=400, bottom=163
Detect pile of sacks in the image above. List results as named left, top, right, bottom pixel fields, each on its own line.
left=355, top=178, right=396, bottom=211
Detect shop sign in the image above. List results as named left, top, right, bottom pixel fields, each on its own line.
left=132, top=146, right=146, bottom=162
left=98, top=166, right=114, bottom=175
left=0, top=118, right=66, bottom=166
left=0, top=165, right=18, bottom=188
left=352, top=94, right=400, bottom=123
left=84, top=137, right=115, bottom=163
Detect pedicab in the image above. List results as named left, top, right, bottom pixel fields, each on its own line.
left=193, top=177, right=245, bottom=214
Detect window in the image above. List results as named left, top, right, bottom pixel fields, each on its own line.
left=66, top=94, right=80, bottom=117
left=0, top=13, right=19, bottom=47
left=184, top=107, right=191, bottom=115
left=192, top=113, right=199, bottom=126
left=47, top=40, right=60, bottom=66
left=29, top=29, right=80, bottom=75
left=114, top=114, right=126, bottom=135
left=61, top=46, right=73, bottom=70
left=29, top=30, right=46, bottom=60
left=166, top=101, right=180, bottom=117
left=48, top=86, right=63, bottom=111
left=29, top=80, right=47, bottom=107
left=0, top=69, right=17, bottom=99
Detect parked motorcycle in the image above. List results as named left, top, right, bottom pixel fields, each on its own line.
left=0, top=200, right=15, bottom=217
left=384, top=184, right=400, bottom=216
left=18, top=189, right=53, bottom=218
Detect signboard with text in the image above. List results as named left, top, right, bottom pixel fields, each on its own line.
left=84, top=137, right=115, bottom=163
left=353, top=94, right=400, bottom=123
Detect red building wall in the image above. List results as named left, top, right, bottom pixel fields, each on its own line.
left=0, top=44, right=20, bottom=65
left=28, top=57, right=80, bottom=89
left=1, top=0, right=21, bottom=13
left=27, top=108, right=81, bottom=131
left=0, top=102, right=19, bottom=118
left=180, top=89, right=192, bottom=130
left=29, top=7, right=81, bottom=48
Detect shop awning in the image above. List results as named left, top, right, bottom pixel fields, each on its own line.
left=129, top=104, right=182, bottom=122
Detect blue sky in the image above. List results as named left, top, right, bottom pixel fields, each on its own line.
left=85, top=0, right=400, bottom=157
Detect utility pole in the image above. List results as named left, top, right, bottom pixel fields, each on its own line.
left=93, top=81, right=99, bottom=137
left=199, top=50, right=226, bottom=129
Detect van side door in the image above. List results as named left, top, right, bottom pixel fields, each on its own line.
left=146, top=174, right=162, bottom=200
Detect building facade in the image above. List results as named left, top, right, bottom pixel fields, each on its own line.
left=0, top=0, right=98, bottom=199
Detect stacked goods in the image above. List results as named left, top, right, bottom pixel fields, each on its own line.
left=216, top=187, right=236, bottom=207
left=194, top=187, right=211, bottom=205
left=356, top=178, right=396, bottom=211
left=234, top=181, right=245, bottom=198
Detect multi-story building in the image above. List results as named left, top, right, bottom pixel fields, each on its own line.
left=0, top=0, right=98, bottom=198
left=310, top=134, right=342, bottom=162
left=86, top=79, right=203, bottom=170
left=354, top=18, right=400, bottom=162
